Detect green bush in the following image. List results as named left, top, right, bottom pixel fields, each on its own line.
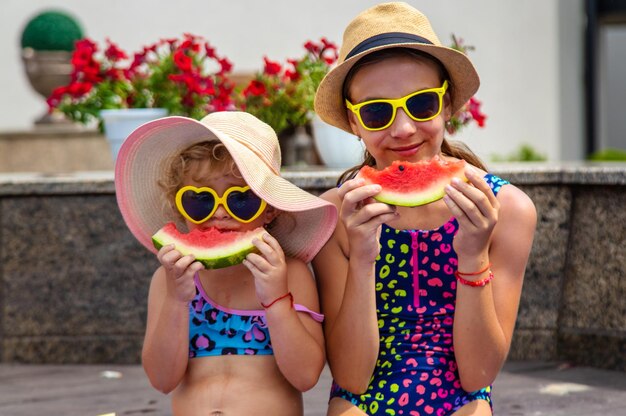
left=21, top=10, right=84, bottom=51
left=491, top=143, right=547, bottom=162
left=588, top=148, right=626, bottom=161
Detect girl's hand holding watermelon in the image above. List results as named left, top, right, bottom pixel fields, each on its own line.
left=243, top=233, right=289, bottom=306
left=336, top=177, right=398, bottom=263
left=156, top=244, right=205, bottom=303
left=443, top=165, right=500, bottom=260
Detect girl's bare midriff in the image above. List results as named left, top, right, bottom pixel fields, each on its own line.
left=172, top=354, right=303, bottom=416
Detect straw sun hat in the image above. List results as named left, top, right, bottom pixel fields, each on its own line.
left=115, top=111, right=338, bottom=263
left=314, top=1, right=480, bottom=133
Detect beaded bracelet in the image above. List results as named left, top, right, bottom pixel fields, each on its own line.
left=455, top=270, right=494, bottom=287
left=261, top=292, right=294, bottom=309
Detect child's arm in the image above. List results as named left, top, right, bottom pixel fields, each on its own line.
left=244, top=234, right=326, bottom=392
left=445, top=171, right=536, bottom=391
left=142, top=245, right=204, bottom=393
left=312, top=181, right=396, bottom=394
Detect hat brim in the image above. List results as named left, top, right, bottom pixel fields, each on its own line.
left=314, top=42, right=480, bottom=133
left=115, top=116, right=337, bottom=262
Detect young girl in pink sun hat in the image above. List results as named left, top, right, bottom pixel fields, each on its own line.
left=115, top=110, right=337, bottom=415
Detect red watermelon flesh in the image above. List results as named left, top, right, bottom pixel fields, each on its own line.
left=358, top=159, right=467, bottom=206
left=152, top=222, right=265, bottom=269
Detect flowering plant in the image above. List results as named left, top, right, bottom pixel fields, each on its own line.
left=47, top=33, right=235, bottom=127
left=236, top=38, right=338, bottom=134
left=447, top=35, right=487, bottom=135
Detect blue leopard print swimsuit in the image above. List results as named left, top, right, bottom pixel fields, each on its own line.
left=189, top=273, right=324, bottom=357
left=330, top=174, right=509, bottom=415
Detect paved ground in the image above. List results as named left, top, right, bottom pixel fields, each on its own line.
left=0, top=361, right=624, bottom=415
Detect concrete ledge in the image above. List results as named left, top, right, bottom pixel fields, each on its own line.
left=0, top=129, right=114, bottom=174
left=0, top=164, right=624, bottom=370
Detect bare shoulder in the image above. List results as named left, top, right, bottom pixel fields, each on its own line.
left=319, top=186, right=342, bottom=207
left=497, top=183, right=537, bottom=224
left=285, top=257, right=314, bottom=278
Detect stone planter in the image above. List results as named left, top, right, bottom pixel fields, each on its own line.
left=21, top=48, right=73, bottom=125
left=311, top=114, right=365, bottom=168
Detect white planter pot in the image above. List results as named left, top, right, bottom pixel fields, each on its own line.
left=311, top=115, right=365, bottom=169
left=100, top=108, right=168, bottom=161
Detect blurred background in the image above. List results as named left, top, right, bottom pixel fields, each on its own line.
left=1, top=0, right=625, bottom=165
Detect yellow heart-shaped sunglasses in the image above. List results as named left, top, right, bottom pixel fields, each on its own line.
left=175, top=185, right=267, bottom=224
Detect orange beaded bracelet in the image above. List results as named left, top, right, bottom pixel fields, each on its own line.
left=455, top=270, right=494, bottom=287
left=261, top=292, right=294, bottom=309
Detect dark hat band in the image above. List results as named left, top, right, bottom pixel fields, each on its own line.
left=345, top=32, right=434, bottom=60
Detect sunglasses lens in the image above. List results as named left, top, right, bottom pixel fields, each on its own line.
left=406, top=92, right=440, bottom=120
left=226, top=189, right=264, bottom=221
left=359, top=102, right=394, bottom=130
left=181, top=191, right=215, bottom=222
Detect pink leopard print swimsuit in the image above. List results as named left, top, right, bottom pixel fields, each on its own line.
left=330, top=174, right=509, bottom=415
left=189, top=273, right=324, bottom=357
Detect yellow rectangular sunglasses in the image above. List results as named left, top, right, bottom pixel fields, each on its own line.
left=346, top=80, right=448, bottom=131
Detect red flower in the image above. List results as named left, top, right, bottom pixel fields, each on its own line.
left=304, top=40, right=320, bottom=54
left=67, top=82, right=93, bottom=97
left=205, top=44, right=216, bottom=58
left=263, top=57, right=282, bottom=76
left=71, top=44, right=96, bottom=69
left=284, top=69, right=299, bottom=82
left=104, top=39, right=127, bottom=61
left=467, top=97, right=487, bottom=127
left=218, top=57, right=233, bottom=75
left=320, top=37, right=337, bottom=50
left=78, top=62, right=103, bottom=83
left=173, top=50, right=193, bottom=72
left=243, top=80, right=267, bottom=97
left=179, top=38, right=200, bottom=53
left=46, top=85, right=69, bottom=108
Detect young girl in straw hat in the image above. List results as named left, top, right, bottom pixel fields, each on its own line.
left=312, top=2, right=536, bottom=415
left=115, top=111, right=337, bottom=415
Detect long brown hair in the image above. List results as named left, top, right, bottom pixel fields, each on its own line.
left=337, top=48, right=486, bottom=185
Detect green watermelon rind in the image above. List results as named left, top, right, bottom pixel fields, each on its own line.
left=151, top=224, right=264, bottom=269
left=359, top=159, right=468, bottom=207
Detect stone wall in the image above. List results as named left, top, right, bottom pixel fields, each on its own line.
left=0, top=165, right=624, bottom=370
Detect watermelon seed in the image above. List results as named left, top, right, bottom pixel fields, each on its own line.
left=398, top=165, right=405, bottom=171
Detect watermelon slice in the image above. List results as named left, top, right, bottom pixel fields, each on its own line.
left=358, top=158, right=467, bottom=206
left=152, top=222, right=265, bottom=269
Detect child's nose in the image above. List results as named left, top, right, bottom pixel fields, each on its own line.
left=389, top=108, right=418, bottom=138
left=212, top=203, right=231, bottom=219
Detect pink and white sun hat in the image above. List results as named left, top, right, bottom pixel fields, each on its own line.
left=115, top=111, right=337, bottom=263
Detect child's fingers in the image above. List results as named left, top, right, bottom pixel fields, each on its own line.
left=260, top=233, right=284, bottom=255
left=157, top=244, right=176, bottom=261
left=449, top=174, right=498, bottom=223
left=465, top=168, right=499, bottom=210
left=159, top=246, right=183, bottom=267
left=250, top=234, right=283, bottom=264
left=336, top=177, right=366, bottom=199
left=243, top=253, right=267, bottom=274
left=171, top=254, right=198, bottom=277
left=444, top=183, right=485, bottom=227
left=186, top=260, right=205, bottom=276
